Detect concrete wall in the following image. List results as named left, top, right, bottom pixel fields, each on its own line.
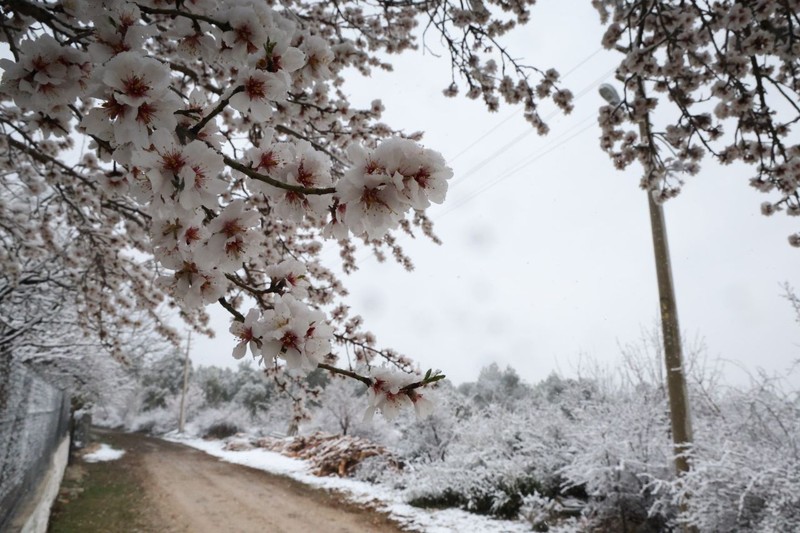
left=11, top=436, right=70, bottom=533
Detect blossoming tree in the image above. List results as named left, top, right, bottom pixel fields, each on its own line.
left=593, top=0, right=800, bottom=239
left=0, top=0, right=576, bottom=422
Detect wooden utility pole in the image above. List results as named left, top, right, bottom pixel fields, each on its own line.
left=645, top=179, right=694, bottom=475
left=178, top=330, right=192, bottom=433
left=600, top=83, right=694, bottom=477
left=639, top=117, right=696, bottom=533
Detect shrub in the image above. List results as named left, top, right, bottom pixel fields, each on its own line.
left=407, top=466, right=546, bottom=519
left=204, top=422, right=240, bottom=440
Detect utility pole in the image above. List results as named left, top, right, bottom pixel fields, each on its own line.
left=178, top=330, right=192, bottom=433
left=600, top=84, right=694, bottom=477
left=645, top=168, right=694, bottom=476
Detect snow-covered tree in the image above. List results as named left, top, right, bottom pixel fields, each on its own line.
left=459, top=362, right=531, bottom=409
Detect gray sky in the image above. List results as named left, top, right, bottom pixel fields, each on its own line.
left=192, top=1, right=799, bottom=387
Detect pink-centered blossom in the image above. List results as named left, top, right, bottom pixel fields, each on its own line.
left=167, top=18, right=220, bottom=61
left=142, top=130, right=225, bottom=213
left=266, top=258, right=310, bottom=298
left=101, top=52, right=170, bottom=108
left=83, top=52, right=179, bottom=149
left=221, top=7, right=270, bottom=59
left=151, top=214, right=209, bottom=270
left=86, top=3, right=155, bottom=62
left=337, top=146, right=407, bottom=240
left=196, top=200, right=260, bottom=269
left=230, top=308, right=263, bottom=359
left=382, top=138, right=452, bottom=209
left=363, top=368, right=423, bottom=421
left=337, top=139, right=452, bottom=240
left=259, top=294, right=333, bottom=370
left=0, top=35, right=91, bottom=113
left=158, top=262, right=226, bottom=307
left=230, top=70, right=289, bottom=122
left=266, top=141, right=333, bottom=221
left=322, top=203, right=349, bottom=241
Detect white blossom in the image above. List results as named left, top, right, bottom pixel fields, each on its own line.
left=266, top=259, right=310, bottom=299
left=259, top=294, right=333, bottom=370
left=197, top=200, right=260, bottom=270
left=0, top=35, right=91, bottom=112
left=363, top=368, right=420, bottom=421
left=230, top=308, right=263, bottom=360
left=83, top=52, right=179, bottom=149
left=141, top=130, right=225, bottom=213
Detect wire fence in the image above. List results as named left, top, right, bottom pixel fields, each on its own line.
left=0, top=360, right=70, bottom=532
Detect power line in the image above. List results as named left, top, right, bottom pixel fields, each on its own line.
left=449, top=66, right=616, bottom=190
left=504, top=114, right=598, bottom=177
left=448, top=47, right=606, bottom=164
left=435, top=115, right=597, bottom=220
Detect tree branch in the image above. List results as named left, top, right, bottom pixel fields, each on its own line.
left=222, top=155, right=337, bottom=195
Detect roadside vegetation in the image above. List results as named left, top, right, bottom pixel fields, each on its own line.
left=99, top=335, right=800, bottom=532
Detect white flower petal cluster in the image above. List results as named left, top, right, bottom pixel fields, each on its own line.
left=157, top=262, right=226, bottom=308
left=230, top=69, right=288, bottom=122
left=86, top=2, right=155, bottom=62
left=230, top=296, right=333, bottom=370
left=262, top=294, right=334, bottom=370
left=296, top=36, right=335, bottom=85
left=150, top=214, right=208, bottom=270
left=0, top=35, right=91, bottom=115
left=222, top=4, right=305, bottom=122
left=266, top=259, right=310, bottom=299
left=196, top=200, right=261, bottom=270
left=141, top=130, right=226, bottom=213
left=364, top=368, right=434, bottom=421
left=82, top=51, right=180, bottom=150
left=230, top=308, right=262, bottom=360
left=337, top=138, right=453, bottom=240
left=245, top=134, right=334, bottom=221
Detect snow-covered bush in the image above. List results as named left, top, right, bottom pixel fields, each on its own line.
left=557, top=381, right=675, bottom=532
left=307, top=377, right=366, bottom=436
left=675, top=373, right=800, bottom=532
left=403, top=402, right=571, bottom=519
left=191, top=406, right=253, bottom=439
left=392, top=381, right=467, bottom=463
left=519, top=491, right=585, bottom=532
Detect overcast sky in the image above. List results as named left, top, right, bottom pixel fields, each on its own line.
left=192, top=1, right=799, bottom=387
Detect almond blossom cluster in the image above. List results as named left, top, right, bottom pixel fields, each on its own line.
left=336, top=138, right=453, bottom=240
left=230, top=295, right=333, bottom=371
left=364, top=368, right=438, bottom=421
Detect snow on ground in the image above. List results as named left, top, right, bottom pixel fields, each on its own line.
left=166, top=435, right=530, bottom=533
left=83, top=443, right=126, bottom=463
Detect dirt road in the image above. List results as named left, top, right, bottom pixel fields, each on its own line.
left=79, top=430, right=411, bottom=533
